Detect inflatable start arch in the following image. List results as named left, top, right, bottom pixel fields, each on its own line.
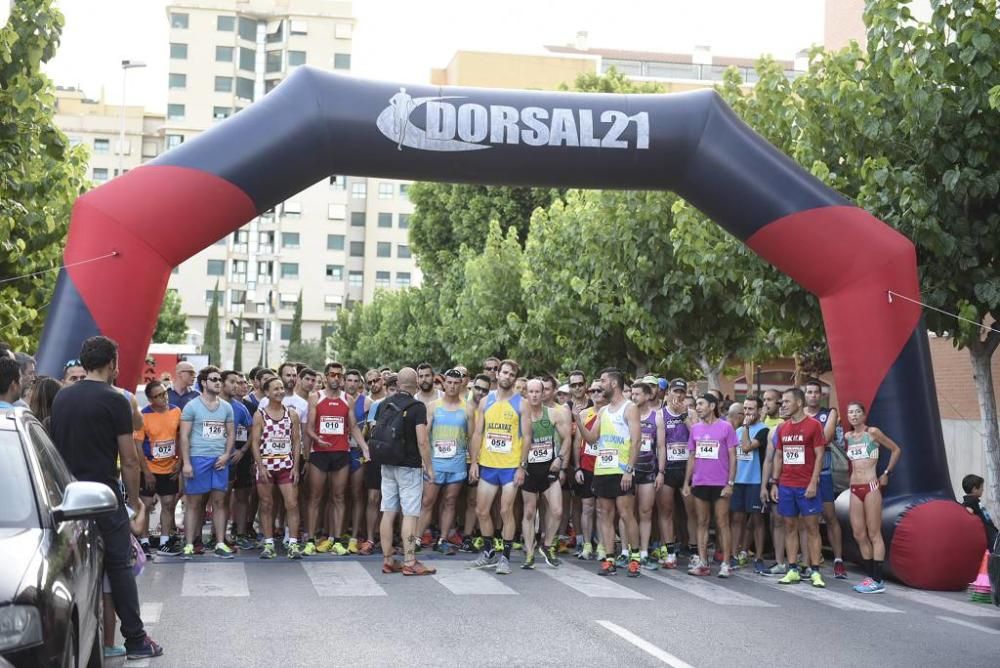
left=37, top=67, right=984, bottom=588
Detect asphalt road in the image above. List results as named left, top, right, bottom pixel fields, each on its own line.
left=107, top=551, right=1000, bottom=668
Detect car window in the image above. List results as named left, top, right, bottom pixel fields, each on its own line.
left=27, top=422, right=73, bottom=508
left=0, top=431, right=40, bottom=528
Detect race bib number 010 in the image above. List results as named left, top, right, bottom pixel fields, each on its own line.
left=666, top=443, right=689, bottom=462
left=320, top=416, right=345, bottom=435
left=782, top=445, right=805, bottom=465
left=202, top=421, right=226, bottom=440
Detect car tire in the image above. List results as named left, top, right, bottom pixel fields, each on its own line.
left=61, top=621, right=77, bottom=668
left=86, top=595, right=104, bottom=668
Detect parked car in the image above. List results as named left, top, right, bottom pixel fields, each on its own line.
left=989, top=533, right=999, bottom=606
left=0, top=407, right=118, bottom=667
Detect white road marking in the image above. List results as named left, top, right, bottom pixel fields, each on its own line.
left=433, top=561, right=517, bottom=595
left=887, top=587, right=1000, bottom=618
left=937, top=615, right=1000, bottom=635
left=644, top=570, right=775, bottom=607
left=738, top=572, right=901, bottom=612
left=181, top=562, right=249, bottom=597
left=124, top=660, right=150, bottom=668
left=596, top=620, right=696, bottom=667
left=302, top=562, right=387, bottom=597
left=539, top=562, right=650, bottom=599
left=139, top=602, right=162, bottom=624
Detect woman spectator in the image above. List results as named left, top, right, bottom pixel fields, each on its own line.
left=28, top=376, right=62, bottom=433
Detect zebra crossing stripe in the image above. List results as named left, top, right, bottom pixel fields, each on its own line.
left=737, top=572, right=902, bottom=612
left=181, top=562, right=250, bottom=597
left=643, top=571, right=776, bottom=607
left=538, top=562, right=650, bottom=599
left=139, top=602, right=162, bottom=623
left=302, top=562, right=388, bottom=597
left=433, top=561, right=517, bottom=595
left=886, top=587, right=1000, bottom=618
left=936, top=615, right=1000, bottom=636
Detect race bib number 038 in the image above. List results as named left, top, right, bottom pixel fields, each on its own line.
left=667, top=443, right=689, bottom=462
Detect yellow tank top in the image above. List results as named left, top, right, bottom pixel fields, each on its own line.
left=594, top=400, right=632, bottom=476
left=478, top=391, right=523, bottom=469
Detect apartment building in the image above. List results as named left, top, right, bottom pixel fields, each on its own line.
left=164, top=0, right=419, bottom=367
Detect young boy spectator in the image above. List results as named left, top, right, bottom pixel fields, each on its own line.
left=962, top=474, right=998, bottom=549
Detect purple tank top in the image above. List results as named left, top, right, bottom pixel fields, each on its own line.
left=662, top=407, right=690, bottom=470
left=636, top=409, right=657, bottom=472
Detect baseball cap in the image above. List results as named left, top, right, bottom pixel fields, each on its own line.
left=640, top=375, right=658, bottom=386
left=557, top=384, right=570, bottom=394
left=669, top=378, right=687, bottom=392
left=658, top=378, right=668, bottom=391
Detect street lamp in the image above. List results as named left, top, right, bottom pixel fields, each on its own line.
left=118, top=59, right=146, bottom=177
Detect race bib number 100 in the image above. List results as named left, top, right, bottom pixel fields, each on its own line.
left=597, top=448, right=619, bottom=470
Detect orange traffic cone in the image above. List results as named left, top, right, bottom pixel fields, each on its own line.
left=969, top=550, right=991, bottom=603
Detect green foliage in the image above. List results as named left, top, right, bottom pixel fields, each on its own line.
left=203, top=282, right=221, bottom=365
left=232, top=316, right=243, bottom=371
left=0, top=0, right=88, bottom=351
left=153, top=289, right=188, bottom=344
left=285, top=340, right=327, bottom=371
left=289, top=290, right=303, bottom=346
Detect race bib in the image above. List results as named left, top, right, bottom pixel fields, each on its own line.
left=202, top=421, right=226, bottom=440
left=268, top=437, right=291, bottom=456
left=235, top=425, right=248, bottom=442
left=596, top=448, right=619, bottom=471
left=584, top=441, right=599, bottom=457
left=640, top=436, right=653, bottom=453
left=847, top=443, right=870, bottom=461
left=736, top=445, right=753, bottom=462
left=782, top=445, right=805, bottom=465
left=486, top=431, right=512, bottom=454
left=695, top=439, right=720, bottom=460
left=152, top=439, right=175, bottom=459
left=528, top=441, right=553, bottom=463
left=434, top=439, right=457, bottom=459
left=667, top=443, right=689, bottom=462
left=320, top=416, right=345, bottom=435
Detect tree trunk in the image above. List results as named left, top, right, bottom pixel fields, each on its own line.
left=696, top=354, right=726, bottom=393
left=969, top=331, right=1000, bottom=517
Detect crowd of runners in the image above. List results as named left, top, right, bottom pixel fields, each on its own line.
left=1, top=345, right=903, bottom=597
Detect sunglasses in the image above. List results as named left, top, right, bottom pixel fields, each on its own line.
left=206, top=376, right=222, bottom=382
left=444, top=369, right=464, bottom=379
left=588, top=388, right=602, bottom=394
left=473, top=386, right=490, bottom=393
left=569, top=382, right=584, bottom=389
left=328, top=372, right=343, bottom=378
left=484, top=366, right=498, bottom=372
left=63, top=359, right=81, bottom=370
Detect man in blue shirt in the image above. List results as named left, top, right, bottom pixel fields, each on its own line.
left=168, top=361, right=200, bottom=409
left=732, top=396, right=769, bottom=574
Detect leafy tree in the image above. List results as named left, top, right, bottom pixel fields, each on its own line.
left=0, top=0, right=88, bottom=351
left=153, top=289, right=187, bottom=344
left=203, top=282, right=221, bottom=365
left=232, top=315, right=243, bottom=371
left=285, top=340, right=327, bottom=371
left=289, top=290, right=303, bottom=346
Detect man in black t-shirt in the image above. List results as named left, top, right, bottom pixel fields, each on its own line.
left=50, top=336, right=164, bottom=660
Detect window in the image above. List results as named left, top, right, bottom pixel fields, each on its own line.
left=264, top=79, right=280, bottom=94
left=351, top=182, right=367, bottom=199
left=167, top=103, right=185, bottom=120
left=230, top=289, right=246, bottom=305
left=215, top=46, right=234, bottom=63
left=378, top=182, right=394, bottom=199
left=335, top=23, right=353, bottom=39
left=170, top=43, right=188, bottom=59
left=399, top=183, right=411, bottom=198
left=207, top=259, right=225, bottom=276
left=93, top=138, right=109, bottom=154
left=327, top=204, right=346, bottom=219
left=398, top=244, right=411, bottom=259
left=236, top=77, right=254, bottom=100
left=329, top=175, right=346, bottom=190
left=266, top=20, right=284, bottom=43
left=217, top=15, right=235, bottom=31
left=288, top=50, right=306, bottom=66
left=214, top=76, right=233, bottom=93
left=166, top=134, right=184, bottom=149
left=281, top=232, right=300, bottom=248
left=396, top=272, right=411, bottom=287
left=324, top=295, right=341, bottom=311
left=258, top=231, right=274, bottom=251
left=280, top=262, right=299, bottom=279
left=92, top=167, right=108, bottom=182
left=350, top=212, right=365, bottom=227
left=142, top=141, right=158, bottom=157
left=231, top=259, right=247, bottom=277
left=279, top=292, right=297, bottom=309
left=170, top=13, right=188, bottom=29
left=239, top=47, right=255, bottom=71
left=258, top=261, right=273, bottom=277
left=290, top=20, right=308, bottom=35
left=238, top=16, right=257, bottom=41
left=280, top=323, right=292, bottom=340
left=350, top=241, right=365, bottom=257
left=282, top=201, right=301, bottom=217
left=327, top=234, right=345, bottom=250
left=348, top=271, right=363, bottom=288
left=375, top=271, right=390, bottom=288
left=168, top=73, right=186, bottom=89
left=213, top=106, right=231, bottom=120
left=398, top=213, right=410, bottom=229
left=28, top=424, right=72, bottom=508
left=377, top=213, right=392, bottom=228
left=205, top=289, right=223, bottom=305
left=325, top=264, right=343, bottom=281
left=214, top=234, right=227, bottom=246
left=376, top=242, right=391, bottom=258
left=265, top=50, right=282, bottom=73
left=334, top=53, right=351, bottom=70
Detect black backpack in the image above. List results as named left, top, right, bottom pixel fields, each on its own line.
left=368, top=395, right=418, bottom=466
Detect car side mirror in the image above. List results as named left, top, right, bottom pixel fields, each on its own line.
left=52, top=481, right=118, bottom=523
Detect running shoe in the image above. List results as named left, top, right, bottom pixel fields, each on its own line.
left=615, top=552, right=629, bottom=568
left=403, top=560, right=437, bottom=576
left=420, top=529, right=434, bottom=549
left=833, top=560, right=848, bottom=579
left=470, top=552, right=498, bottom=569
left=446, top=531, right=464, bottom=547
left=729, top=557, right=739, bottom=571
left=736, top=550, right=749, bottom=568
left=764, top=562, right=787, bottom=577
left=798, top=562, right=813, bottom=577
left=260, top=543, right=277, bottom=559
left=522, top=554, right=536, bottom=570
left=158, top=537, right=183, bottom=557
left=140, top=541, right=153, bottom=557
left=663, top=552, right=678, bottom=570
left=598, top=558, right=617, bottom=576
left=718, top=561, right=732, bottom=578
left=778, top=568, right=801, bottom=585
left=315, top=538, right=335, bottom=553
left=577, top=543, right=594, bottom=560
left=641, top=556, right=659, bottom=571
left=542, top=546, right=562, bottom=568
left=853, top=578, right=886, bottom=594
left=287, top=542, right=303, bottom=560
left=347, top=537, right=359, bottom=554
left=810, top=571, right=826, bottom=589
left=459, top=536, right=476, bottom=553
left=181, top=543, right=195, bottom=560
left=329, top=541, right=349, bottom=556
left=359, top=539, right=375, bottom=556
left=753, top=559, right=767, bottom=575
left=595, top=544, right=607, bottom=562
left=557, top=536, right=572, bottom=554
left=627, top=558, right=641, bottom=578
left=472, top=536, right=485, bottom=551
left=434, top=540, right=457, bottom=556
left=193, top=539, right=205, bottom=555
left=495, top=555, right=512, bottom=575
left=687, top=560, right=711, bottom=577
left=214, top=542, right=235, bottom=559
left=126, top=635, right=164, bottom=660
left=104, top=645, right=126, bottom=658
left=235, top=534, right=258, bottom=551
left=303, top=540, right=317, bottom=556
left=382, top=559, right=404, bottom=574
left=512, top=541, right=523, bottom=552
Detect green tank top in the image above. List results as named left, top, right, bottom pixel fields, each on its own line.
left=845, top=429, right=879, bottom=461
left=527, top=406, right=556, bottom=464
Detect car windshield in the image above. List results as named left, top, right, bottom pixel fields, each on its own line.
left=0, top=430, right=40, bottom=528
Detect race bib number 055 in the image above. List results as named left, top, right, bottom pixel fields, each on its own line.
left=486, top=432, right=512, bottom=454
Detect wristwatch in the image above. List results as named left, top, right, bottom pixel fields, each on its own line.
left=624, top=464, right=634, bottom=474
left=727, top=480, right=735, bottom=486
